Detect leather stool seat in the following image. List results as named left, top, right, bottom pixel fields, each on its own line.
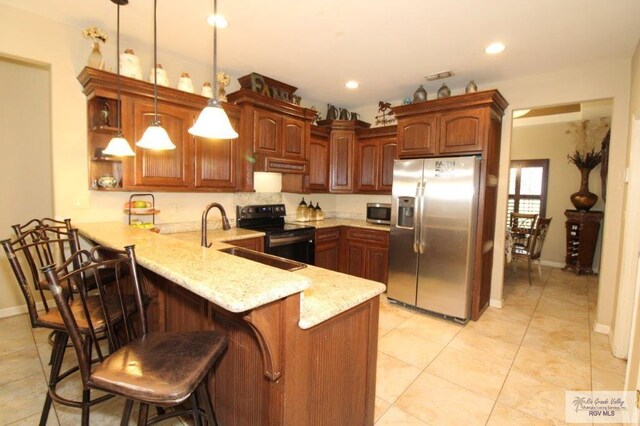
left=89, top=331, right=228, bottom=406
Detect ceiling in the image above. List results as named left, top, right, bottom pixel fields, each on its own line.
left=2, top=0, right=639, bottom=110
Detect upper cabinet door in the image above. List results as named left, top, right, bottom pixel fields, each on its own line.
left=438, top=107, right=486, bottom=154
left=130, top=99, right=192, bottom=188
left=379, top=138, right=397, bottom=192
left=355, top=139, right=378, bottom=193
left=306, top=135, right=329, bottom=192
left=329, top=130, right=355, bottom=193
left=253, top=109, right=281, bottom=155
left=193, top=110, right=240, bottom=190
left=282, top=116, right=305, bottom=159
left=397, top=115, right=438, bottom=158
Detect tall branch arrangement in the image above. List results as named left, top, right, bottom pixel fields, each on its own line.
left=566, top=118, right=609, bottom=169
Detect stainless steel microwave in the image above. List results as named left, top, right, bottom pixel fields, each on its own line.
left=366, top=203, right=391, bottom=225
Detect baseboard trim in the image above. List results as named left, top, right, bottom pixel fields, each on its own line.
left=490, top=298, right=504, bottom=309
left=0, top=301, right=49, bottom=319
left=593, top=322, right=610, bottom=335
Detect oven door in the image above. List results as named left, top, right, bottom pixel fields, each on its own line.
left=266, top=230, right=315, bottom=265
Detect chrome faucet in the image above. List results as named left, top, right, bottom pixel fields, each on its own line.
left=201, top=202, right=231, bottom=248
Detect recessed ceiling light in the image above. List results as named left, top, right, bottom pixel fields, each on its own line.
left=425, top=70, right=454, bottom=81
left=484, top=42, right=506, bottom=54
left=345, top=80, right=359, bottom=89
left=207, top=14, right=228, bottom=28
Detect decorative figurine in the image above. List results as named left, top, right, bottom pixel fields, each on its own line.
left=100, top=102, right=110, bottom=127
left=413, top=84, right=427, bottom=102
left=465, top=80, right=478, bottom=93
left=375, top=101, right=396, bottom=126
left=437, top=84, right=451, bottom=98
left=310, top=106, right=321, bottom=124
left=217, top=71, right=231, bottom=101
left=402, top=97, right=412, bottom=105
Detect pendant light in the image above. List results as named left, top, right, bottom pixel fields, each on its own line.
left=188, top=0, right=238, bottom=139
left=103, top=0, right=135, bottom=157
left=136, top=0, right=176, bottom=150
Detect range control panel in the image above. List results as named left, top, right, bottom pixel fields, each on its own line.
left=236, top=204, right=286, bottom=220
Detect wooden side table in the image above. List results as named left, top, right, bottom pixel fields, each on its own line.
left=563, top=210, right=604, bottom=275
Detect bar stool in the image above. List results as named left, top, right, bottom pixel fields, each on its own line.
left=42, top=244, right=228, bottom=426
left=1, top=226, right=134, bottom=424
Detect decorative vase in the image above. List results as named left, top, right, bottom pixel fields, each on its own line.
left=120, top=48, right=142, bottom=79
left=437, top=84, right=451, bottom=98
left=413, top=85, right=427, bottom=102
left=87, top=42, right=104, bottom=70
left=570, top=167, right=598, bottom=211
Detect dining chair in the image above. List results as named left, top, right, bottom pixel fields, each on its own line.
left=508, top=212, right=538, bottom=246
left=42, top=244, right=228, bottom=426
left=512, top=217, right=552, bottom=285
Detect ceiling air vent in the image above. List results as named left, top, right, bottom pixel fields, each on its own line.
left=425, top=70, right=454, bottom=81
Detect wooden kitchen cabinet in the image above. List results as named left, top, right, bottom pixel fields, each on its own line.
left=355, top=126, right=397, bottom=194
left=228, top=89, right=315, bottom=176
left=330, top=130, right=355, bottom=193
left=394, top=92, right=504, bottom=158
left=342, top=227, right=389, bottom=284
left=124, top=97, right=193, bottom=189
left=79, top=67, right=248, bottom=192
left=193, top=106, right=242, bottom=190
left=305, top=126, right=331, bottom=192
left=315, top=227, right=340, bottom=271
left=227, top=236, right=264, bottom=252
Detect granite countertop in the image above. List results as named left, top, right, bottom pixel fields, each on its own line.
left=301, top=218, right=391, bottom=232
left=166, top=228, right=265, bottom=245
left=76, top=222, right=385, bottom=330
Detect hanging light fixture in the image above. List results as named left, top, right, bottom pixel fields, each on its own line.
left=103, top=0, right=135, bottom=157
left=188, top=0, right=238, bottom=139
left=136, top=0, right=176, bottom=150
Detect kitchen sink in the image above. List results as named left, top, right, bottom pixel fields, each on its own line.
left=219, top=247, right=307, bottom=271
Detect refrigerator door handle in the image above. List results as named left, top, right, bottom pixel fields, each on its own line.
left=413, top=181, right=421, bottom=253
left=419, top=179, right=427, bottom=254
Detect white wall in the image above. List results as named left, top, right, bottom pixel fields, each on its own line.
left=0, top=57, right=53, bottom=313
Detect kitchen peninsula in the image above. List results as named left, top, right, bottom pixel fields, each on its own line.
left=77, top=222, right=385, bottom=425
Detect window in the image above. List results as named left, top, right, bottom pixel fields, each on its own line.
left=508, top=159, right=549, bottom=218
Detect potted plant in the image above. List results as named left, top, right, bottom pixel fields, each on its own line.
left=566, top=119, right=609, bottom=211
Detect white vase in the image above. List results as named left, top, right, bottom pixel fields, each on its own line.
left=87, top=42, right=104, bottom=70
left=119, top=49, right=142, bottom=80
left=178, top=74, right=194, bottom=93
left=149, top=67, right=169, bottom=87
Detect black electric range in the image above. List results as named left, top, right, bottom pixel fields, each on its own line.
left=236, top=204, right=315, bottom=264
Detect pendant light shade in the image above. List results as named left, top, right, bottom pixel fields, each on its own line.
left=136, top=0, right=175, bottom=150
left=136, top=123, right=175, bottom=150
left=189, top=99, right=238, bottom=138
left=188, top=0, right=237, bottom=139
left=103, top=135, right=136, bottom=156
left=104, top=0, right=135, bottom=157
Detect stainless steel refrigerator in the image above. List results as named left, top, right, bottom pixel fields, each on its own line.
left=387, top=156, right=480, bottom=321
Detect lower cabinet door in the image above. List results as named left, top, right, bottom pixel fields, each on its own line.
left=365, top=246, right=388, bottom=284
left=315, top=241, right=339, bottom=271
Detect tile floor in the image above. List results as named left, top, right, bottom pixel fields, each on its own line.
left=374, top=265, right=628, bottom=425
left=0, top=265, right=628, bottom=425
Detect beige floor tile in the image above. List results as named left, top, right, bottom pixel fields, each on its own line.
left=0, top=373, right=49, bottom=424
left=395, top=372, right=494, bottom=426
left=498, top=369, right=571, bottom=424
left=378, top=328, right=445, bottom=368
left=521, top=315, right=591, bottom=363
left=375, top=406, right=427, bottom=425
left=591, top=332, right=627, bottom=376
left=0, top=348, right=44, bottom=386
left=592, top=366, right=625, bottom=391
left=378, top=320, right=394, bottom=339
left=374, top=397, right=391, bottom=423
left=426, top=347, right=511, bottom=399
left=511, top=346, right=591, bottom=391
left=375, top=352, right=421, bottom=404
left=447, top=327, right=520, bottom=364
left=535, top=296, right=590, bottom=326
left=0, top=315, right=36, bottom=357
left=396, top=313, right=462, bottom=346
left=465, top=312, right=528, bottom=345
left=378, top=300, right=415, bottom=328
left=487, top=403, right=551, bottom=426
left=5, top=411, right=59, bottom=426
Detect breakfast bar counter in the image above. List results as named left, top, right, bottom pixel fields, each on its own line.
left=77, top=222, right=384, bottom=425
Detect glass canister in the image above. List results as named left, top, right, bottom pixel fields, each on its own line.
left=308, top=201, right=317, bottom=221
left=316, top=203, right=325, bottom=221
left=296, top=197, right=308, bottom=222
